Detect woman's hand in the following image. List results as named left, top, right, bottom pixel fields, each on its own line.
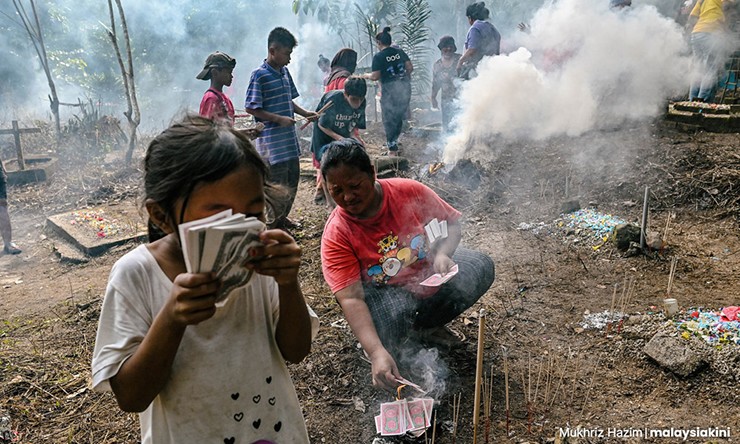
left=166, top=272, right=221, bottom=326
left=433, top=253, right=456, bottom=275
left=369, top=347, right=402, bottom=391
left=245, top=229, right=301, bottom=286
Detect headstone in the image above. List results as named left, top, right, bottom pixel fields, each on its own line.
left=643, top=332, right=705, bottom=377
left=0, top=120, right=41, bottom=170
left=612, top=223, right=641, bottom=250
left=46, top=203, right=146, bottom=256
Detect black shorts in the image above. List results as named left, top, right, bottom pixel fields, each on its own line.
left=0, top=162, right=7, bottom=200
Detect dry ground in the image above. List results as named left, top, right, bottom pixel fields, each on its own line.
left=1, top=117, right=739, bottom=443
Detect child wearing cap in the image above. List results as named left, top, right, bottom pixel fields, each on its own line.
left=431, top=36, right=462, bottom=133
left=197, top=51, right=237, bottom=125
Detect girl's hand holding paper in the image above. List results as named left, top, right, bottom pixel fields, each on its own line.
left=244, top=229, right=302, bottom=285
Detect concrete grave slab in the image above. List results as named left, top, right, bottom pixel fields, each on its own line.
left=4, top=156, right=57, bottom=186
left=46, top=202, right=146, bottom=257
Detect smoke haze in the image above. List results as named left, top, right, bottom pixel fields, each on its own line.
left=0, top=0, right=339, bottom=130
left=1, top=0, right=691, bottom=139
left=444, top=0, right=691, bottom=162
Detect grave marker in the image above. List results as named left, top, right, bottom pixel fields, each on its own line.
left=0, top=120, right=41, bottom=170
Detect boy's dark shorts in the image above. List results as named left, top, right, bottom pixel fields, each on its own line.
left=0, top=162, right=7, bottom=200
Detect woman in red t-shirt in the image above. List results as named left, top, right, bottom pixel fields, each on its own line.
left=319, top=139, right=495, bottom=391
left=325, top=48, right=358, bottom=92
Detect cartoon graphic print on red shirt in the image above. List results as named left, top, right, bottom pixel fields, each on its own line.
left=321, top=178, right=461, bottom=298
left=367, top=231, right=427, bottom=286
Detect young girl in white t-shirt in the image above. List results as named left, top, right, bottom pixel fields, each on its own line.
left=92, top=115, right=318, bottom=444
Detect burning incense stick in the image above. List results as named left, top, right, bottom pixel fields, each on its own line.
left=580, top=358, right=600, bottom=421
left=640, top=186, right=649, bottom=249
left=549, top=350, right=570, bottom=410
left=568, top=356, right=582, bottom=422
left=484, top=367, right=493, bottom=444
left=617, top=277, right=636, bottom=333
left=522, top=370, right=532, bottom=434
left=451, top=392, right=461, bottom=444
left=295, top=100, right=333, bottom=120
left=606, top=284, right=618, bottom=336
left=297, top=101, right=334, bottom=129
left=528, top=354, right=532, bottom=404
left=543, top=354, right=553, bottom=407
left=526, top=354, right=533, bottom=434
left=472, top=309, right=486, bottom=444
left=482, top=372, right=490, bottom=444
left=488, top=366, right=494, bottom=414
left=663, top=212, right=674, bottom=246
left=431, top=410, right=437, bottom=444
left=503, top=346, right=510, bottom=436
left=533, top=359, right=543, bottom=406
left=667, top=256, right=678, bottom=296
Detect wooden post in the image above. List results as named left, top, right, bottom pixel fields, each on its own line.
left=640, top=186, right=649, bottom=249
left=472, top=309, right=486, bottom=444
left=0, top=120, right=41, bottom=171
left=12, top=121, right=25, bottom=171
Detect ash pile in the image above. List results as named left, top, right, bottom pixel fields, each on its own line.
left=415, top=159, right=498, bottom=210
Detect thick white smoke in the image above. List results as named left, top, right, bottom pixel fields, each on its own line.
left=444, top=0, right=691, bottom=162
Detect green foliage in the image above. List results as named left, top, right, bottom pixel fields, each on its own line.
left=394, top=0, right=432, bottom=100
left=354, top=3, right=380, bottom=60
left=48, top=49, right=87, bottom=83
left=60, top=99, right=126, bottom=160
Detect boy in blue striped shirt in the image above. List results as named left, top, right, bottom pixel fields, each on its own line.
left=245, top=27, right=317, bottom=228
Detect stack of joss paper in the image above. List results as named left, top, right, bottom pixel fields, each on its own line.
left=178, top=209, right=265, bottom=302
left=420, top=217, right=458, bottom=287
left=375, top=378, right=434, bottom=437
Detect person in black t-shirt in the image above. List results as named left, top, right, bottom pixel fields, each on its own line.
left=311, top=77, right=368, bottom=209
left=364, top=27, right=413, bottom=156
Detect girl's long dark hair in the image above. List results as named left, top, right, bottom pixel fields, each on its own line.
left=330, top=48, right=358, bottom=74
left=143, top=114, right=269, bottom=241
left=320, top=138, right=372, bottom=179
left=466, top=2, right=490, bottom=21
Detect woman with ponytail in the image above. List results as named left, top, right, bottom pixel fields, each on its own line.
left=363, top=27, right=413, bottom=156
left=457, top=2, right=501, bottom=79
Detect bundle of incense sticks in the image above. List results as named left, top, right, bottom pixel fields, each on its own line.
left=451, top=393, right=461, bottom=444
left=666, top=256, right=678, bottom=296
left=482, top=367, right=494, bottom=443
left=502, top=347, right=510, bottom=436
left=617, top=277, right=636, bottom=333
left=297, top=101, right=334, bottom=129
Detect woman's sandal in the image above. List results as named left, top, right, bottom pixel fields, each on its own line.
left=3, top=243, right=22, bottom=255
left=313, top=191, right=326, bottom=205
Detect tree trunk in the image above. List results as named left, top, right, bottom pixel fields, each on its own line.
left=107, top=0, right=141, bottom=165
left=13, top=0, right=61, bottom=142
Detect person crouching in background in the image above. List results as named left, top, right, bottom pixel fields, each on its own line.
left=310, top=77, right=367, bottom=208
